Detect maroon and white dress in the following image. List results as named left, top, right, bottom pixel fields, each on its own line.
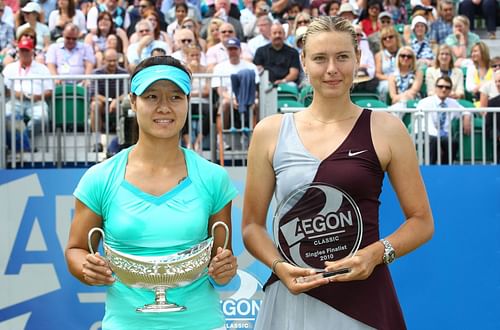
left=255, top=109, right=406, bottom=330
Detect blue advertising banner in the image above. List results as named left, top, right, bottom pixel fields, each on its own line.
left=0, top=166, right=499, bottom=329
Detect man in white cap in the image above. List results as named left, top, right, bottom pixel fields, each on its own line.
left=338, top=3, right=358, bottom=23
left=3, top=37, right=53, bottom=149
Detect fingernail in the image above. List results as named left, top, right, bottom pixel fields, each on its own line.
left=106, top=270, right=112, bottom=275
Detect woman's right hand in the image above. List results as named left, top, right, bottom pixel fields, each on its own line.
left=82, top=252, right=115, bottom=286
left=274, top=261, right=329, bottom=295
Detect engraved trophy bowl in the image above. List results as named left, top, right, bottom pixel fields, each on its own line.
left=88, top=221, right=229, bottom=313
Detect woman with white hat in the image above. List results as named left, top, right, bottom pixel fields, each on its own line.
left=409, top=15, right=434, bottom=67
left=17, top=2, right=50, bottom=55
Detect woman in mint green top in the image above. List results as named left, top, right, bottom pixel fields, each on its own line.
left=65, top=56, right=238, bottom=330
left=445, top=15, right=480, bottom=68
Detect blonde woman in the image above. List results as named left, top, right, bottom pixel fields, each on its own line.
left=388, top=46, right=423, bottom=107
left=286, top=12, right=311, bottom=47
left=445, top=15, right=480, bottom=68
left=466, top=41, right=493, bottom=100
left=242, top=16, right=433, bottom=330
left=206, top=18, right=224, bottom=49
left=374, top=25, right=401, bottom=100
left=425, top=44, right=464, bottom=99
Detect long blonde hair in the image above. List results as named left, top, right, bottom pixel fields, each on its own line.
left=396, top=46, right=417, bottom=72
left=206, top=18, right=224, bottom=48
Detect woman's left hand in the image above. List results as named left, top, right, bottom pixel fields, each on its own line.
left=208, top=247, right=237, bottom=285
left=323, top=246, right=381, bottom=283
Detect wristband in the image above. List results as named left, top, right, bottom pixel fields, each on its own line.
left=271, top=259, right=286, bottom=273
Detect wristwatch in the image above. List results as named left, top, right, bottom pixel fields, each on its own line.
left=380, top=239, right=396, bottom=264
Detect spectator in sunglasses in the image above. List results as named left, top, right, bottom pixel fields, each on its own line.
left=126, top=19, right=170, bottom=72
left=46, top=23, right=96, bottom=84
left=425, top=44, right=464, bottom=99
left=417, top=76, right=471, bottom=164
left=388, top=47, right=423, bottom=108
left=172, top=27, right=207, bottom=65
left=181, top=17, right=206, bottom=52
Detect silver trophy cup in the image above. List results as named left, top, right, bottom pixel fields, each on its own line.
left=88, top=221, right=229, bottom=313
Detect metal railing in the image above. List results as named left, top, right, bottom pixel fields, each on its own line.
left=2, top=72, right=498, bottom=168
left=279, top=107, right=500, bottom=165
left=0, top=71, right=275, bottom=169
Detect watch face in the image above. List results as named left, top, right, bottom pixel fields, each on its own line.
left=387, top=250, right=396, bottom=263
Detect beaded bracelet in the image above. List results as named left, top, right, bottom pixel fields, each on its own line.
left=271, top=259, right=286, bottom=273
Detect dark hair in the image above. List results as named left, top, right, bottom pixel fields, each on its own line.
left=436, top=75, right=453, bottom=88
left=324, top=0, right=341, bottom=15
left=130, top=55, right=192, bottom=93
left=287, top=2, right=302, bottom=12
left=367, top=0, right=383, bottom=11
left=175, top=2, right=188, bottom=12
left=58, top=0, right=76, bottom=18
left=97, top=11, right=116, bottom=37
left=108, top=33, right=123, bottom=53
left=151, top=47, right=167, bottom=55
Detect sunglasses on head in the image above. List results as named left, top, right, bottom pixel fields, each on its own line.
left=436, top=84, right=452, bottom=90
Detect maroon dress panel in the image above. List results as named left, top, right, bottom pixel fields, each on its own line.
left=265, top=109, right=406, bottom=330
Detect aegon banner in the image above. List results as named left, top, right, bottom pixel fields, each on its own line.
left=0, top=168, right=266, bottom=330
left=1, top=167, right=499, bottom=329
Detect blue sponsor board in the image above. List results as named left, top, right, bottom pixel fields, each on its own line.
left=0, top=167, right=499, bottom=329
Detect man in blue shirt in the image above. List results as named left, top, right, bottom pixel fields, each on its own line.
left=430, top=0, right=454, bottom=51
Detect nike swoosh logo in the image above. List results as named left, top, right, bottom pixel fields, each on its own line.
left=182, top=197, right=198, bottom=204
left=348, top=150, right=368, bottom=157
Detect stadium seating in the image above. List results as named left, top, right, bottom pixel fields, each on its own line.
left=299, top=84, right=314, bottom=107
left=457, top=99, right=476, bottom=108
left=276, top=83, right=299, bottom=101
left=353, top=98, right=388, bottom=109
left=54, top=85, right=86, bottom=131
left=351, top=92, right=380, bottom=103
left=278, top=99, right=304, bottom=113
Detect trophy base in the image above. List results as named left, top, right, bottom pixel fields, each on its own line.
left=136, top=302, right=187, bottom=313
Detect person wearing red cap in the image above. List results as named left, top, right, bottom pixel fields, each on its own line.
left=2, top=36, right=53, bottom=142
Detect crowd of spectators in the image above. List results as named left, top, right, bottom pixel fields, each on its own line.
left=0, top=0, right=499, bottom=154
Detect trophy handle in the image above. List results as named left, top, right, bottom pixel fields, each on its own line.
left=211, top=221, right=229, bottom=250
left=88, top=227, right=105, bottom=255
